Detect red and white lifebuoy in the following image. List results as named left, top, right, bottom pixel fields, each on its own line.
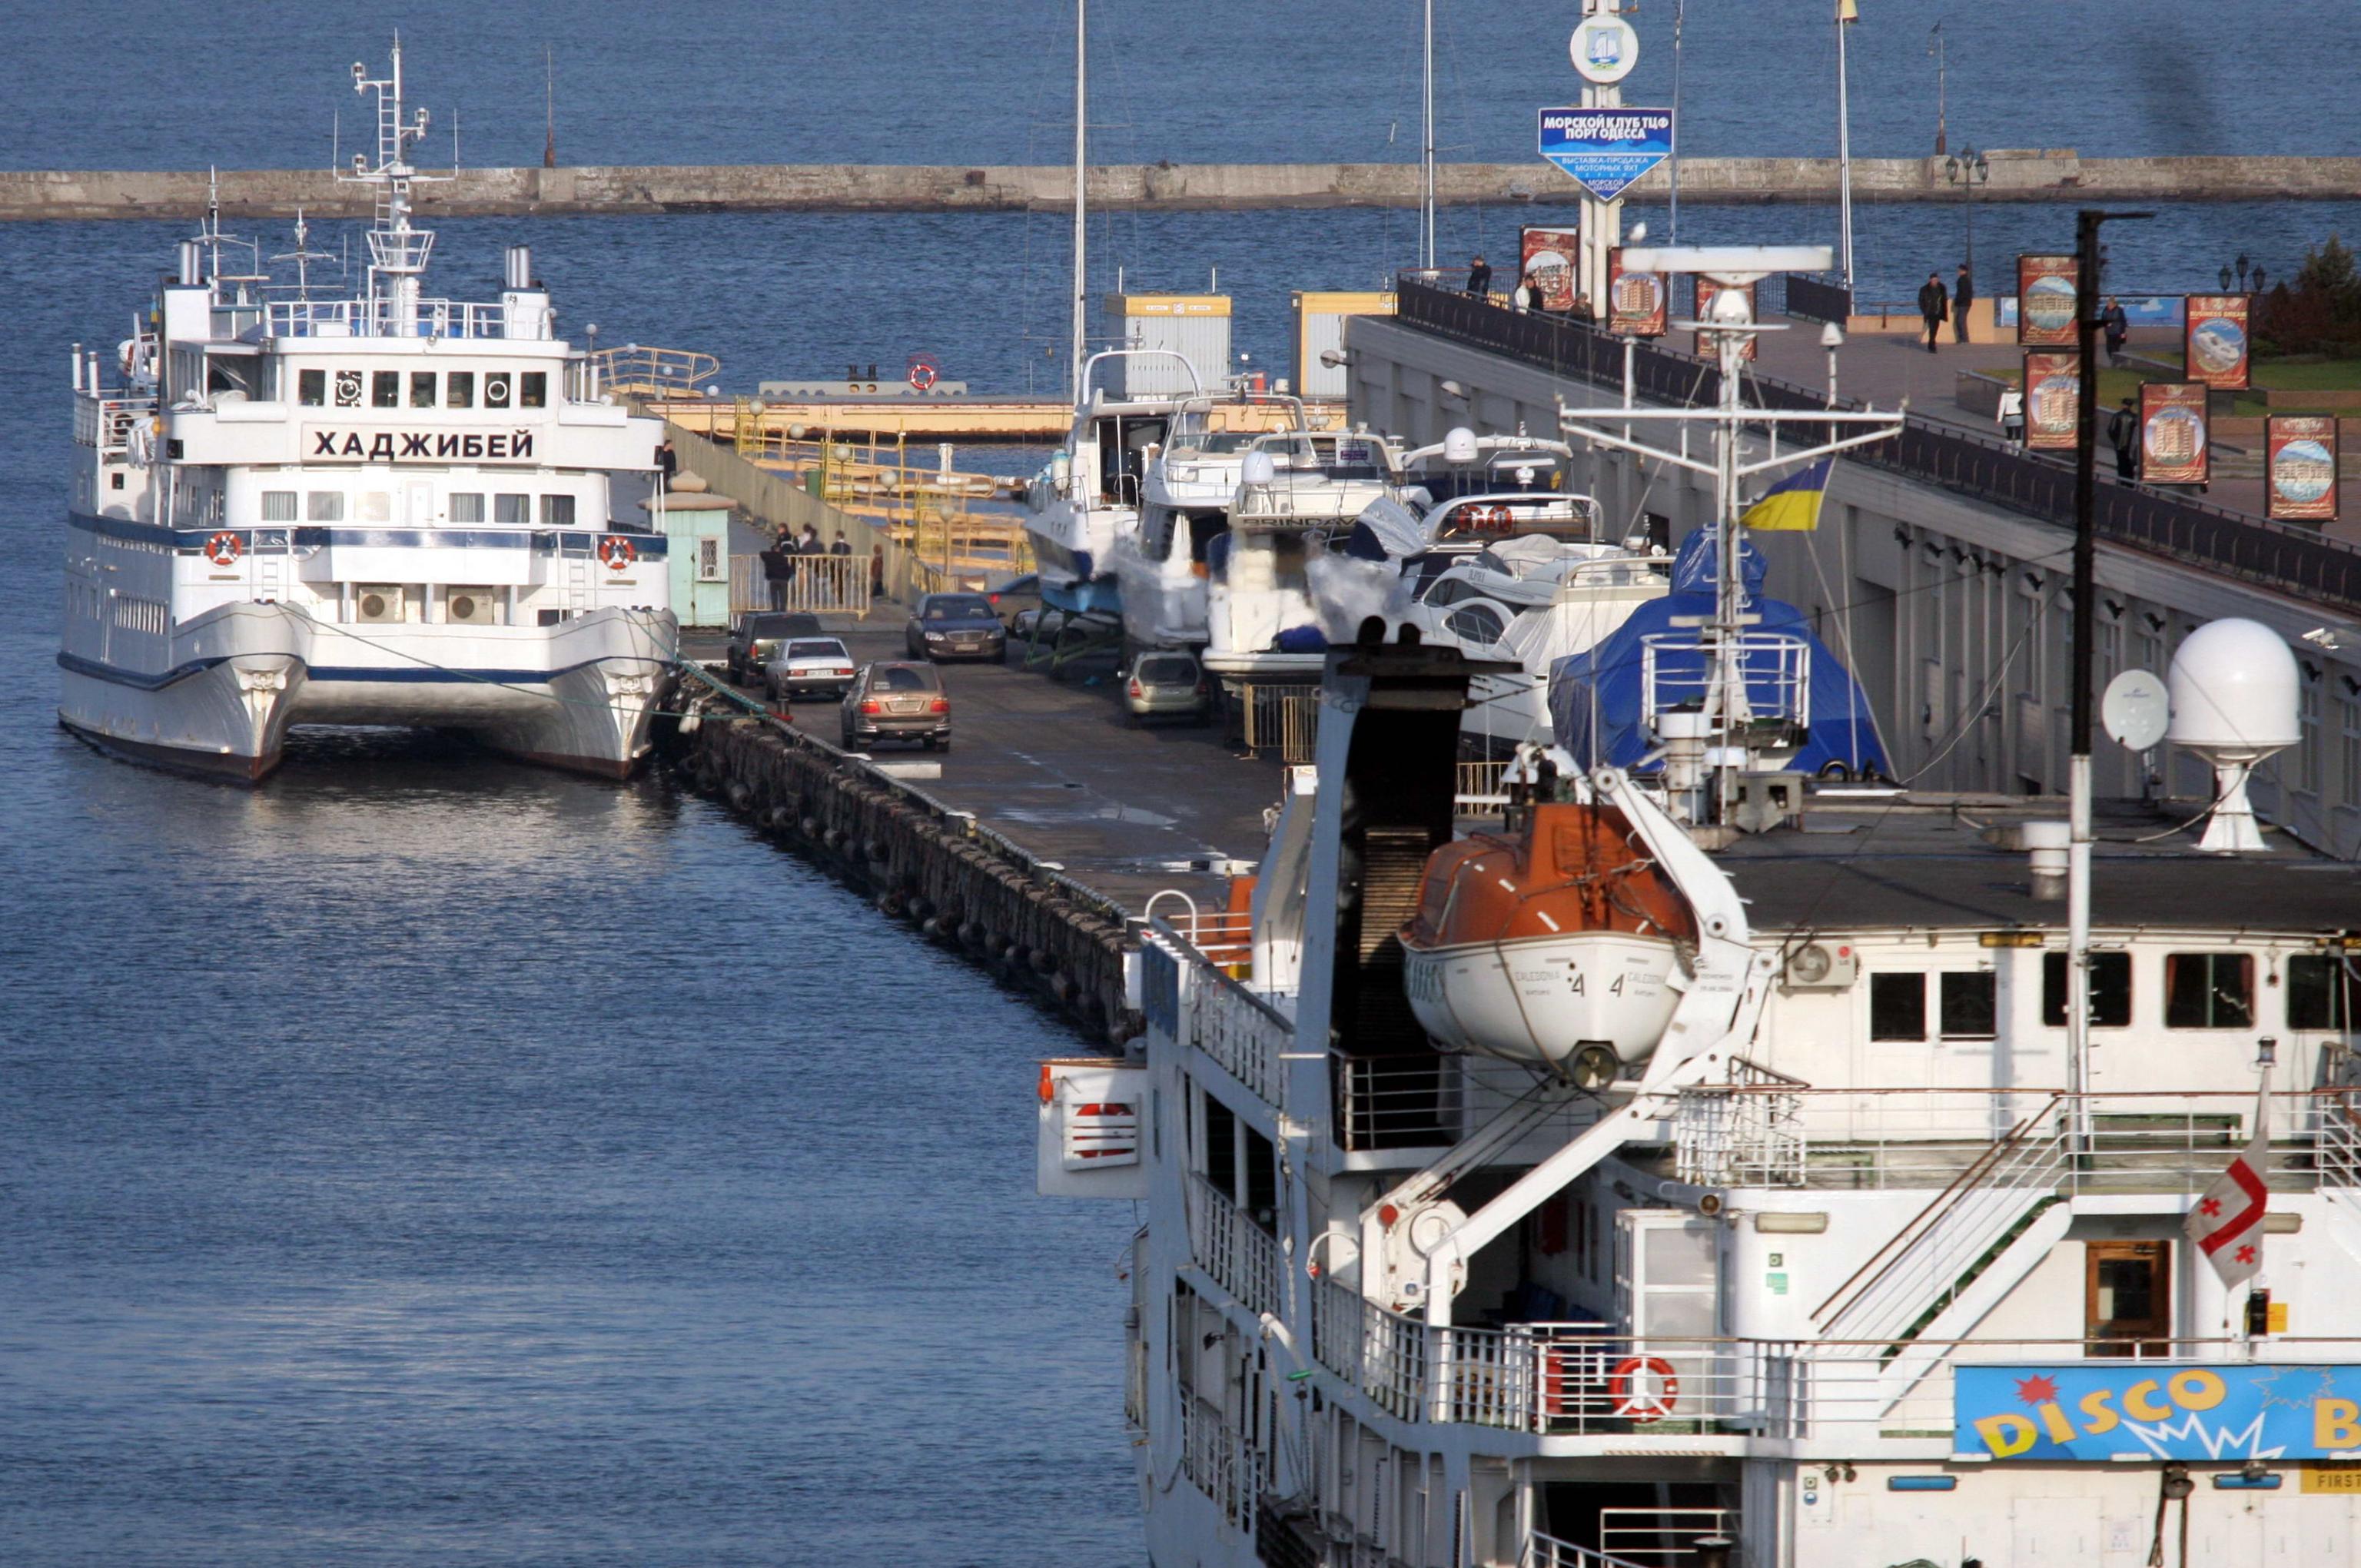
left=1483, top=504, right=1516, bottom=532
left=1607, top=1355, right=1679, bottom=1422
left=597, top=535, right=636, bottom=570
left=908, top=358, right=940, bottom=394
left=205, top=530, right=242, bottom=567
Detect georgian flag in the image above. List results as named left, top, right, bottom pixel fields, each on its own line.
left=2185, top=1078, right=2270, bottom=1288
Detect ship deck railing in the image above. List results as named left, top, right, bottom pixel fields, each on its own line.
left=251, top=297, right=531, bottom=342
left=1523, top=1530, right=1666, bottom=1568
left=1674, top=1082, right=2361, bottom=1194
left=74, top=391, right=156, bottom=454
left=1303, top=1286, right=2361, bottom=1440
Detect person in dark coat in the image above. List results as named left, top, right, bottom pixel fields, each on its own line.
left=1466, top=254, right=1493, bottom=299
left=761, top=532, right=795, bottom=610
left=1953, top=264, right=1974, bottom=343
left=2108, top=396, right=2140, bottom=483
left=2100, top=297, right=2130, bottom=364
left=655, top=439, right=678, bottom=491
left=1917, top=273, right=1949, bottom=354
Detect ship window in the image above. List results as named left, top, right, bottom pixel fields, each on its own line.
left=1242, top=1125, right=1278, bottom=1234
left=298, top=368, right=326, bottom=406
left=371, top=370, right=400, bottom=408
left=334, top=368, right=363, bottom=407
left=2042, top=952, right=2133, bottom=1028
left=450, top=493, right=485, bottom=524
left=494, top=493, right=531, bottom=525
left=519, top=371, right=547, bottom=408
left=306, top=491, right=345, bottom=522
left=2165, top=953, right=2255, bottom=1029
left=1868, top=972, right=1924, bottom=1040
left=2289, top=955, right=2358, bottom=1031
left=1445, top=602, right=1509, bottom=645
left=1940, top=972, right=1997, bottom=1038
left=483, top=373, right=513, bottom=409
left=446, top=371, right=475, bottom=408
left=260, top=491, right=297, bottom=523
left=358, top=492, right=394, bottom=523
left=410, top=371, right=437, bottom=408
left=1201, top=1093, right=1238, bottom=1204
left=540, top=494, right=576, bottom=527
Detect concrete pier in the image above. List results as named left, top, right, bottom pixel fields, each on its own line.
left=8, top=153, right=2359, bottom=220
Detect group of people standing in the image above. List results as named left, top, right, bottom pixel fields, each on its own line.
left=1463, top=255, right=1589, bottom=317
left=1917, top=265, right=1977, bottom=351
left=760, top=525, right=854, bottom=610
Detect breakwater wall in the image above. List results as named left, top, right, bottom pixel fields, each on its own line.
left=11, top=153, right=2360, bottom=220
left=672, top=706, right=1140, bottom=1048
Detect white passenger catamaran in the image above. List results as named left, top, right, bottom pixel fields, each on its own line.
left=61, top=42, right=673, bottom=780
left=1042, top=247, right=2361, bottom=1568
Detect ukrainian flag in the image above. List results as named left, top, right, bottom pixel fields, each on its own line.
left=1742, top=459, right=1831, bottom=532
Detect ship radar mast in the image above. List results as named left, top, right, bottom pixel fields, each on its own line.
left=1555, top=244, right=1904, bottom=830
left=340, top=38, right=450, bottom=335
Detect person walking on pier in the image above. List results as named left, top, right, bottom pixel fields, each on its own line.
left=2101, top=297, right=2130, bottom=364
left=2109, top=395, right=2140, bottom=483
left=1953, top=264, right=1974, bottom=343
left=1466, top=254, right=1492, bottom=301
left=1917, top=272, right=1949, bottom=353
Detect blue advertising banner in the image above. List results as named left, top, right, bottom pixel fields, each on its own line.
left=1956, top=1364, right=2361, bottom=1462
left=1539, top=107, right=1673, bottom=202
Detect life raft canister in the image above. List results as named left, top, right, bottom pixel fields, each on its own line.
left=205, top=530, right=242, bottom=567
left=598, top=535, right=636, bottom=570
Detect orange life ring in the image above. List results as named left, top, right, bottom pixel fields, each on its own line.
left=1483, top=504, right=1516, bottom=532
left=597, top=535, right=636, bottom=570
left=908, top=359, right=939, bottom=393
left=206, top=530, right=242, bottom=567
left=1607, top=1355, right=1679, bottom=1421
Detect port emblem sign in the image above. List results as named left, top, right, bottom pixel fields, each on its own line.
left=1569, top=15, right=1639, bottom=85
left=1538, top=108, right=1673, bottom=204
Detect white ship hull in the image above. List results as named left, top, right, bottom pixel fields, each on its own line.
left=60, top=600, right=673, bottom=780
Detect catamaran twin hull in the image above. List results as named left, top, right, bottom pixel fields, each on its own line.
left=58, top=590, right=673, bottom=781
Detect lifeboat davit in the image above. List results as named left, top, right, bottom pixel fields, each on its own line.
left=1399, top=801, right=1695, bottom=1085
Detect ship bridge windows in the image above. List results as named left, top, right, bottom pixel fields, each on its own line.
left=483, top=373, right=513, bottom=410
left=2164, top=952, right=2254, bottom=1029
left=2042, top=951, right=2134, bottom=1028
left=298, top=368, right=326, bottom=407
left=519, top=372, right=547, bottom=409
left=306, top=491, right=345, bottom=522
left=261, top=490, right=297, bottom=523
left=2287, top=953, right=2356, bottom=1031
left=540, top=494, right=575, bottom=527
left=410, top=371, right=437, bottom=408
left=357, top=491, right=394, bottom=523
left=371, top=370, right=400, bottom=408
left=450, top=493, right=485, bottom=524
left=494, top=493, right=530, bottom=525
left=447, top=371, right=475, bottom=408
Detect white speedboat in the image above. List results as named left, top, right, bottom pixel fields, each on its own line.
left=1022, top=348, right=1200, bottom=615
left=1109, top=392, right=1309, bottom=650
left=59, top=42, right=672, bottom=781
left=1198, top=429, right=1405, bottom=684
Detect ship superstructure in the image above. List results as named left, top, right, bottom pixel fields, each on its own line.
left=60, top=42, right=673, bottom=779
left=1041, top=252, right=2361, bottom=1568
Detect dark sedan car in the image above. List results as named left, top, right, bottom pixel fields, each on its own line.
left=726, top=610, right=824, bottom=683
left=842, top=661, right=951, bottom=751
left=905, top=593, right=1008, bottom=663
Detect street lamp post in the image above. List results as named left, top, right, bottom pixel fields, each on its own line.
left=1942, top=145, right=1991, bottom=276
left=1929, top=22, right=1947, bottom=155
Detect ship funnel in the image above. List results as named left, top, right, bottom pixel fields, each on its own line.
left=505, top=244, right=533, bottom=289
left=178, top=241, right=203, bottom=286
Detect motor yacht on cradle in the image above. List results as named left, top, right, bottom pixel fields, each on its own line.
left=60, top=42, right=672, bottom=780
left=1198, top=427, right=1406, bottom=688
left=1023, top=348, right=1201, bottom=616
left=1108, top=391, right=1310, bottom=653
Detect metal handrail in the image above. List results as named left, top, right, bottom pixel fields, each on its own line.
left=1393, top=275, right=2361, bottom=614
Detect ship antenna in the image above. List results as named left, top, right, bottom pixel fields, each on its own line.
left=340, top=35, right=450, bottom=337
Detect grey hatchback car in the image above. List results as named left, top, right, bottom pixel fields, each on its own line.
left=1123, top=649, right=1211, bottom=724
left=842, top=661, right=951, bottom=751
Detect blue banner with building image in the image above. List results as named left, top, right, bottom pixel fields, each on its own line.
left=1956, top=1364, right=2361, bottom=1461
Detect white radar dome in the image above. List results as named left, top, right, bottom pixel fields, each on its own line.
left=1240, top=450, right=1277, bottom=487
left=1443, top=426, right=1479, bottom=464
left=2167, top=618, right=2300, bottom=756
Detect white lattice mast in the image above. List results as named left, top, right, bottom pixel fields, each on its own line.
left=340, top=38, right=447, bottom=335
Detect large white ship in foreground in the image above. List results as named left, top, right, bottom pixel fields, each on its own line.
left=61, top=43, right=673, bottom=780
left=1042, top=251, right=2361, bottom=1568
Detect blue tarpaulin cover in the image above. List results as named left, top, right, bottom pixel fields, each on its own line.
left=1547, top=528, right=1888, bottom=778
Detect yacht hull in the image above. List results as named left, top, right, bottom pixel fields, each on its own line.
left=58, top=602, right=674, bottom=782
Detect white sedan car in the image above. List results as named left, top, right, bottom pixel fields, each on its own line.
left=763, top=636, right=859, bottom=701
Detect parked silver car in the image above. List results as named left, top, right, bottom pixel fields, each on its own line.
left=842, top=661, right=952, bottom=751
left=765, top=637, right=858, bottom=701
left=1123, top=649, right=1210, bottom=724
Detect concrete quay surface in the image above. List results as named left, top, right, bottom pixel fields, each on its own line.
left=10, top=153, right=2361, bottom=220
